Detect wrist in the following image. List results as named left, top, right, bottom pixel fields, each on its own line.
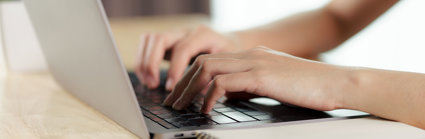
left=335, top=66, right=371, bottom=110
left=222, top=32, right=243, bottom=52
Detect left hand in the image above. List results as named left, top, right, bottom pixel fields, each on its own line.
left=163, top=46, right=348, bottom=114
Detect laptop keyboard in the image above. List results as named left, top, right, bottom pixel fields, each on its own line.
left=134, top=86, right=272, bottom=129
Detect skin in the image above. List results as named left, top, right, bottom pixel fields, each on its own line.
left=136, top=0, right=425, bottom=129
left=135, top=0, right=398, bottom=90
left=165, top=46, right=425, bottom=129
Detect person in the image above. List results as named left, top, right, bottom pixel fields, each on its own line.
left=134, top=0, right=425, bottom=129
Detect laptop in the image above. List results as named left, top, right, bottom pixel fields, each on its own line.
left=23, top=0, right=368, bottom=138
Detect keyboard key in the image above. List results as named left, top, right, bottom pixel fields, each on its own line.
left=150, top=110, right=172, bottom=115
left=150, top=116, right=163, bottom=122
left=222, top=112, right=256, bottom=122
left=179, top=113, right=203, bottom=119
left=243, top=111, right=269, bottom=116
left=174, top=109, right=195, bottom=115
left=143, top=112, right=156, bottom=119
left=157, top=120, right=176, bottom=129
left=151, top=99, right=163, bottom=104
left=210, top=115, right=236, bottom=124
left=174, top=121, right=194, bottom=128
left=213, top=103, right=226, bottom=108
left=157, top=113, right=176, bottom=119
left=188, top=105, right=201, bottom=112
left=227, top=102, right=256, bottom=112
left=140, top=102, right=158, bottom=109
left=165, top=117, right=186, bottom=123
left=217, top=97, right=226, bottom=103
left=148, top=106, right=166, bottom=111
left=253, top=115, right=273, bottom=120
left=213, top=107, right=235, bottom=113
left=207, top=111, right=221, bottom=116
left=188, top=117, right=216, bottom=126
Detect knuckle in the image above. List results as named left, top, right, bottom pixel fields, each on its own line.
left=254, top=46, right=269, bottom=50
left=174, top=42, right=194, bottom=54
left=199, top=60, right=214, bottom=82
left=194, top=54, right=208, bottom=67
left=212, top=75, right=225, bottom=88
left=200, top=58, right=213, bottom=73
left=248, top=47, right=266, bottom=56
left=195, top=59, right=213, bottom=85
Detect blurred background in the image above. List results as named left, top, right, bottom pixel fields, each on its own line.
left=102, top=0, right=425, bottom=73
left=1, top=0, right=425, bottom=73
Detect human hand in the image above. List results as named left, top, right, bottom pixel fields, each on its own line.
left=134, top=26, right=240, bottom=91
left=163, top=46, right=346, bottom=114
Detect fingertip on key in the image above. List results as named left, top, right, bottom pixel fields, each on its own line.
left=165, top=78, right=173, bottom=91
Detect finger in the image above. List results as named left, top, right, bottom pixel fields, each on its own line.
left=163, top=53, right=237, bottom=106
left=172, top=58, right=251, bottom=110
left=141, top=34, right=167, bottom=88
left=165, top=34, right=207, bottom=91
left=162, top=58, right=200, bottom=106
left=135, top=34, right=149, bottom=85
left=201, top=72, right=255, bottom=114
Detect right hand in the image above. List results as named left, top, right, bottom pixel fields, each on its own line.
left=163, top=46, right=345, bottom=113
left=135, top=25, right=240, bottom=91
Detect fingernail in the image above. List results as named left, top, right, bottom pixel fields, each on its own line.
left=165, top=78, right=173, bottom=91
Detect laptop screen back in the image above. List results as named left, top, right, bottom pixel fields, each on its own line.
left=23, top=0, right=149, bottom=138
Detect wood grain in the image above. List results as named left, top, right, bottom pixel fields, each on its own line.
left=0, top=73, right=138, bottom=138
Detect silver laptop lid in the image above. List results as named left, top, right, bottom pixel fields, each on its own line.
left=23, top=0, right=149, bottom=138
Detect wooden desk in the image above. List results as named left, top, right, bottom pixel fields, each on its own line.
left=1, top=15, right=424, bottom=138
left=0, top=73, right=137, bottom=138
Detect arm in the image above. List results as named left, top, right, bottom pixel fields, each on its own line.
left=135, top=0, right=398, bottom=91
left=233, top=0, right=399, bottom=59
left=164, top=46, right=425, bottom=129
left=343, top=68, right=425, bottom=129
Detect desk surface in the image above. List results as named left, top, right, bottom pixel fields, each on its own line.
left=0, top=73, right=137, bottom=138
left=1, top=15, right=424, bottom=139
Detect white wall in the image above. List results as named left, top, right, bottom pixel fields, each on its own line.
left=0, top=1, right=47, bottom=72
left=211, top=0, right=330, bottom=32
left=0, top=4, right=6, bottom=75
left=212, top=0, right=425, bottom=73
left=322, top=1, right=425, bottom=73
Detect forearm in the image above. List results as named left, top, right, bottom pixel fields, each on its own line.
left=341, top=68, right=425, bottom=129
left=233, top=9, right=341, bottom=59
left=231, top=0, right=398, bottom=59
